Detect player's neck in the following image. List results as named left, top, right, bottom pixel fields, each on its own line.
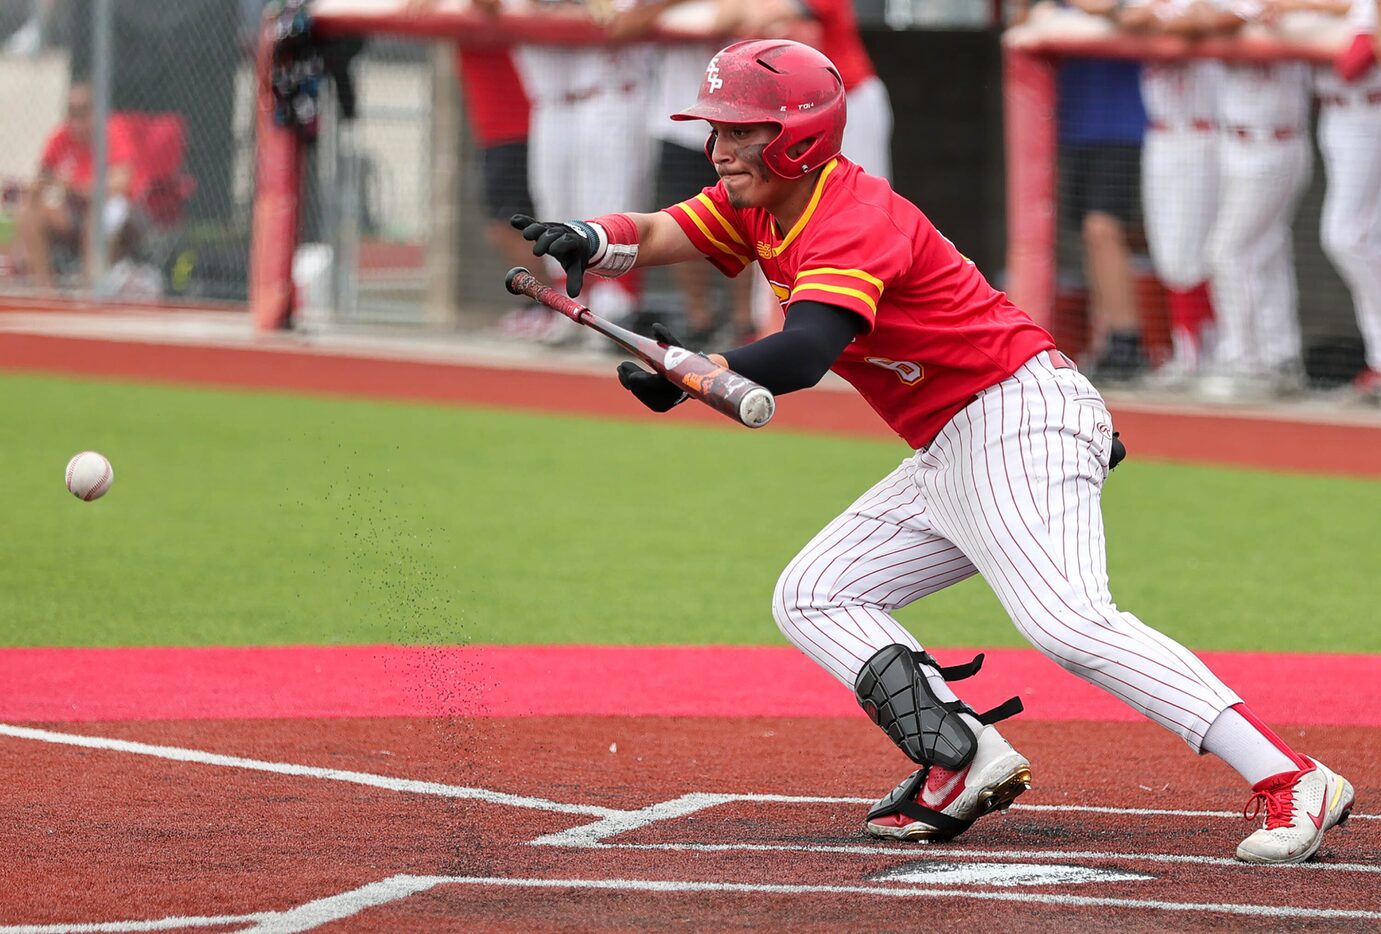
left=766, top=170, right=822, bottom=234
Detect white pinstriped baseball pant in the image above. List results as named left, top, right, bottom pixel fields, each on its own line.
left=772, top=352, right=1241, bottom=750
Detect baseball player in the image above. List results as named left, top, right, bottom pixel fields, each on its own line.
left=1120, top=0, right=1224, bottom=383
left=513, top=0, right=655, bottom=339
left=1314, top=0, right=1381, bottom=402
left=513, top=40, right=1355, bottom=863
left=1196, top=0, right=1314, bottom=400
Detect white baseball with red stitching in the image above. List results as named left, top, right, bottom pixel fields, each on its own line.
left=65, top=451, right=114, bottom=501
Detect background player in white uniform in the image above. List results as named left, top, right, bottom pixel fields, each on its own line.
left=1314, top=0, right=1381, bottom=401
left=514, top=1, right=655, bottom=334
left=1198, top=0, right=1314, bottom=399
left=1120, top=0, right=1225, bottom=382
left=610, top=0, right=756, bottom=346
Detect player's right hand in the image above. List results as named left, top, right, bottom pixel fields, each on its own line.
left=511, top=214, right=599, bottom=297
left=616, top=323, right=691, bottom=413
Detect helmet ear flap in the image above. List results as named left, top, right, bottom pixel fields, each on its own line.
left=703, top=128, right=717, bottom=163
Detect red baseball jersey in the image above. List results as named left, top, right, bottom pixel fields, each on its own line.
left=800, top=0, right=877, bottom=92
left=663, top=157, right=1056, bottom=448
left=456, top=48, right=530, bottom=147
left=40, top=121, right=136, bottom=193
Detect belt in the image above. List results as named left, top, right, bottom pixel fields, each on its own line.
left=1319, top=91, right=1381, bottom=107
left=1228, top=125, right=1301, bottom=141
left=1148, top=119, right=1216, bottom=132
left=559, top=82, right=637, bottom=105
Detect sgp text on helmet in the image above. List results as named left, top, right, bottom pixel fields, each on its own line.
left=670, top=39, right=846, bottom=180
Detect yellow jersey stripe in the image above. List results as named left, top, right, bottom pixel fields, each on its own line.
left=790, top=282, right=878, bottom=314
left=775, top=159, right=840, bottom=255
left=694, top=193, right=747, bottom=247
left=768, top=282, right=790, bottom=300
left=795, top=267, right=885, bottom=292
left=672, top=202, right=751, bottom=263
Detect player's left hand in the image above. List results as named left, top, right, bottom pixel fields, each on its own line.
left=511, top=214, right=599, bottom=297
left=616, top=323, right=691, bottom=413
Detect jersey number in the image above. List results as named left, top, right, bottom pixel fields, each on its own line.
left=866, top=356, right=925, bottom=386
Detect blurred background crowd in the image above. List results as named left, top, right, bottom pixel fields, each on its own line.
left=0, top=0, right=1376, bottom=404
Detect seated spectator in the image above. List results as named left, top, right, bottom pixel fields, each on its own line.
left=13, top=81, right=139, bottom=290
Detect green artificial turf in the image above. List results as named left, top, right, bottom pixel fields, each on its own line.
left=2, top=372, right=1377, bottom=653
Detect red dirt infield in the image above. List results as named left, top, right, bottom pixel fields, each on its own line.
left=1, top=717, right=1377, bottom=932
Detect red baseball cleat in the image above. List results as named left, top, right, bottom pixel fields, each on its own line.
left=865, top=727, right=1031, bottom=842
left=1236, top=757, right=1355, bottom=864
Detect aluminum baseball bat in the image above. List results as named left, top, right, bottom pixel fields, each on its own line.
left=504, top=267, right=775, bottom=429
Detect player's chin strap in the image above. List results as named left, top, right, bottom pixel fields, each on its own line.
left=854, top=644, right=1023, bottom=771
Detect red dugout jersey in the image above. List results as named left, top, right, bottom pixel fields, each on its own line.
left=455, top=48, right=530, bottom=147
left=800, top=0, right=877, bottom=92
left=663, top=157, right=1056, bottom=448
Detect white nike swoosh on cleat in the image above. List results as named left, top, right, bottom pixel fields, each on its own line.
left=922, top=771, right=967, bottom=808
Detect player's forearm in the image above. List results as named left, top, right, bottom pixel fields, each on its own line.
left=711, top=301, right=860, bottom=395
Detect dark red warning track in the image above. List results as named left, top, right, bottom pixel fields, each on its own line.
left=3, top=330, right=1380, bottom=476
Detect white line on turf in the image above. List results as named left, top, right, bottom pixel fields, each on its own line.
left=0, top=723, right=618, bottom=818
left=0, top=914, right=272, bottom=933
left=236, top=876, right=445, bottom=933
left=3, top=722, right=1372, bottom=828
left=226, top=875, right=1381, bottom=924
left=565, top=840, right=1381, bottom=874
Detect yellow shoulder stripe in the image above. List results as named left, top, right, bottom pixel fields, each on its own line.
left=790, top=282, right=878, bottom=314
left=672, top=202, right=750, bottom=263
left=775, top=159, right=840, bottom=254
left=694, top=193, right=747, bottom=247
left=795, top=267, right=885, bottom=292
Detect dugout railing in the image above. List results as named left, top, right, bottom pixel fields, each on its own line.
left=251, top=0, right=737, bottom=333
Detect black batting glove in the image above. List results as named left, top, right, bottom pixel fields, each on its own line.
left=1109, top=431, right=1127, bottom=470
left=616, top=323, right=691, bottom=413
left=510, top=214, right=600, bottom=297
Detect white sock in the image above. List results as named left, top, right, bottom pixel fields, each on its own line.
left=1202, top=707, right=1301, bottom=785
left=920, top=664, right=987, bottom=743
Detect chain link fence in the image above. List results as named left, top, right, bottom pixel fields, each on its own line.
left=0, top=0, right=262, bottom=304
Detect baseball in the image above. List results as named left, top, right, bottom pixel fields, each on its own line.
left=65, top=451, right=114, bottom=501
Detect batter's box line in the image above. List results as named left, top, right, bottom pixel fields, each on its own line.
left=8, top=873, right=1378, bottom=933
left=2, top=721, right=1372, bottom=850
left=560, top=840, right=1381, bottom=875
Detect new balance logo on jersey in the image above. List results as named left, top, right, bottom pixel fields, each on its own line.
left=705, top=55, right=723, bottom=94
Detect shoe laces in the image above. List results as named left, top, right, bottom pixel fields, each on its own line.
left=1243, top=771, right=1304, bottom=830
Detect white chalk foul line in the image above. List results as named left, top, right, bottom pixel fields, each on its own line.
left=0, top=723, right=618, bottom=818
left=568, top=840, right=1381, bottom=874
left=0, top=913, right=271, bottom=933
left=222, top=874, right=1381, bottom=924
left=237, top=876, right=443, bottom=934
left=712, top=794, right=1379, bottom=822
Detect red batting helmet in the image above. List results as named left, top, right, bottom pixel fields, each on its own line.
left=670, top=39, right=846, bottom=180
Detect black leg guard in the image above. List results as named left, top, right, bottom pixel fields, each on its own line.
left=865, top=768, right=976, bottom=840
left=854, top=644, right=980, bottom=770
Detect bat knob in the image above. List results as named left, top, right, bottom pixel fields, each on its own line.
left=504, top=267, right=530, bottom=295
